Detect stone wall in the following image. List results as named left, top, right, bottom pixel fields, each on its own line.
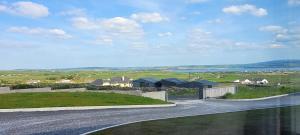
left=95, top=90, right=167, bottom=101
left=93, top=90, right=142, bottom=96
left=203, top=85, right=236, bottom=99
left=0, top=87, right=167, bottom=101
left=12, top=87, right=52, bottom=93
left=52, top=88, right=87, bottom=92
left=141, top=91, right=166, bottom=101
left=0, top=87, right=11, bottom=94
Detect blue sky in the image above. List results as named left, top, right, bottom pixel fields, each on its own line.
left=0, top=0, right=299, bottom=69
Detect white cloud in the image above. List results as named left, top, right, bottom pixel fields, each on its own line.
left=71, top=16, right=145, bottom=46
left=60, top=8, right=85, bottom=16
left=71, top=17, right=100, bottom=30
left=93, top=36, right=113, bottom=45
left=288, top=0, right=300, bottom=5
left=8, top=26, right=72, bottom=39
left=186, top=0, right=209, bottom=4
left=269, top=44, right=285, bottom=49
left=101, top=17, right=144, bottom=39
left=158, top=32, right=173, bottom=37
left=207, top=18, right=223, bottom=24
left=187, top=28, right=279, bottom=51
left=223, top=4, right=267, bottom=17
left=260, top=25, right=300, bottom=47
left=130, top=12, right=169, bottom=23
left=0, top=1, right=49, bottom=18
left=259, top=25, right=288, bottom=34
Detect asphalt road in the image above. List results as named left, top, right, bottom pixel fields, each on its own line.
left=1, top=93, right=300, bottom=135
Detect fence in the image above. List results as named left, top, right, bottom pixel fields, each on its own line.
left=203, top=85, right=236, bottom=99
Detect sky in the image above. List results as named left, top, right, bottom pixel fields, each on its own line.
left=0, top=0, right=300, bottom=69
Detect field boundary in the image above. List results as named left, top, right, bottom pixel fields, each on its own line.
left=0, top=104, right=176, bottom=113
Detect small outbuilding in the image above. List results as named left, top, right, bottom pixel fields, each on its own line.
left=90, top=79, right=111, bottom=86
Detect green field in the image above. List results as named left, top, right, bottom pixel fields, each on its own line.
left=1, top=70, right=300, bottom=99
left=0, top=70, right=299, bottom=85
left=0, top=92, right=168, bottom=109
left=93, top=105, right=300, bottom=135
left=223, top=85, right=300, bottom=99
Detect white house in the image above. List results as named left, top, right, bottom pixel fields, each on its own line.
left=233, top=79, right=240, bottom=83
left=256, top=79, right=269, bottom=85
left=241, top=79, right=253, bottom=84
left=56, top=79, right=73, bottom=83
left=26, top=80, right=41, bottom=84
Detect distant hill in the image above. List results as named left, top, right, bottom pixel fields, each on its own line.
left=50, top=59, right=300, bottom=71
left=241, top=60, right=300, bottom=68
left=11, top=59, right=300, bottom=71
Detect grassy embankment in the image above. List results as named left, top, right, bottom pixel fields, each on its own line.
left=93, top=105, right=300, bottom=135
left=0, top=92, right=168, bottom=109
left=223, top=85, right=300, bottom=99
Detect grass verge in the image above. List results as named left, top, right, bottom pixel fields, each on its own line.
left=92, top=105, right=300, bottom=135
left=0, top=92, right=168, bottom=109
left=223, top=85, right=300, bottom=99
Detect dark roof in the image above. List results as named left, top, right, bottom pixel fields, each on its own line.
left=253, top=78, right=264, bottom=81
left=194, top=80, right=218, bottom=86
left=136, top=78, right=159, bottom=83
left=90, top=79, right=103, bottom=86
left=162, top=78, right=186, bottom=84
left=110, top=76, right=131, bottom=83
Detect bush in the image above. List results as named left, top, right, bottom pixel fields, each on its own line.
left=221, top=93, right=233, bottom=99
left=50, top=83, right=87, bottom=90
left=86, top=85, right=134, bottom=91
left=11, top=84, right=40, bottom=89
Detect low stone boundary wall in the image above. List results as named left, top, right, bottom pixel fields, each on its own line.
left=0, top=87, right=166, bottom=101
left=142, top=91, right=166, bottom=101
left=0, top=87, right=11, bottom=94
left=94, top=90, right=167, bottom=101
left=12, top=87, right=52, bottom=93
left=0, top=87, right=87, bottom=94
left=203, top=85, right=236, bottom=99
left=52, top=88, right=87, bottom=92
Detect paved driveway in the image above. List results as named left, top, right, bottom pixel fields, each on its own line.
left=1, top=93, right=300, bottom=135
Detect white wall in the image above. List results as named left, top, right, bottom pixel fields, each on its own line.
left=142, top=91, right=166, bottom=101
left=204, top=86, right=236, bottom=98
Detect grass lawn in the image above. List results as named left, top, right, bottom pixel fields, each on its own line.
left=93, top=105, right=300, bottom=135
left=223, top=85, right=300, bottom=99
left=0, top=92, right=168, bottom=109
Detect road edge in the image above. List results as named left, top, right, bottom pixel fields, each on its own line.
left=0, top=104, right=176, bottom=113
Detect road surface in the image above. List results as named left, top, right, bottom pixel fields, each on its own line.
left=1, top=93, right=300, bottom=135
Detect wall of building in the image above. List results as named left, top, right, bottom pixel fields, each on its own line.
left=203, top=85, right=236, bottom=99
